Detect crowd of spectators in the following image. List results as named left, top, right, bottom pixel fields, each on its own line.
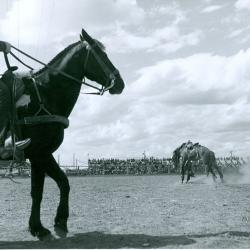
left=86, top=156, right=246, bottom=176
left=87, top=157, right=175, bottom=175
left=61, top=155, right=247, bottom=176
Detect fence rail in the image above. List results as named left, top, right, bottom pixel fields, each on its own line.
left=0, top=156, right=248, bottom=177
left=83, top=156, right=248, bottom=176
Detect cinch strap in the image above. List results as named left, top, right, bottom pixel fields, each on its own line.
left=17, top=115, right=69, bottom=128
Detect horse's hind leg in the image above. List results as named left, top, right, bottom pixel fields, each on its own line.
left=181, top=166, right=185, bottom=183
left=44, top=154, right=70, bottom=236
left=186, top=172, right=191, bottom=183
left=186, top=165, right=191, bottom=183
left=29, top=158, right=51, bottom=239
left=214, top=163, right=223, bottom=181
left=209, top=165, right=217, bottom=181
left=186, top=165, right=193, bottom=183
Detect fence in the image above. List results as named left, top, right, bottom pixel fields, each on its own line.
left=0, top=160, right=31, bottom=177
left=216, top=156, right=246, bottom=173
left=0, top=156, right=248, bottom=177
left=85, top=156, right=248, bottom=176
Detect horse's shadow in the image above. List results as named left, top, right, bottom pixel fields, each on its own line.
left=0, top=230, right=249, bottom=249
left=0, top=231, right=195, bottom=249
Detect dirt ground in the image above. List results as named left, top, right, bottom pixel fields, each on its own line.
left=0, top=172, right=250, bottom=248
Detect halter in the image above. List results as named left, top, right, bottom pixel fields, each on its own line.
left=2, top=41, right=117, bottom=96
left=81, top=41, right=119, bottom=95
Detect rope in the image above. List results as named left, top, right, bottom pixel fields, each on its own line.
left=5, top=175, right=21, bottom=184
left=4, top=162, right=22, bottom=184
left=10, top=52, right=34, bottom=70
left=10, top=45, right=102, bottom=91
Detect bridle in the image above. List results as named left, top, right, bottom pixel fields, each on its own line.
left=81, top=41, right=119, bottom=95
left=3, top=41, right=118, bottom=96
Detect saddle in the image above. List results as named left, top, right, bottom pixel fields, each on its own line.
left=0, top=42, right=69, bottom=175
left=0, top=68, right=69, bottom=164
left=1, top=69, right=69, bottom=129
left=0, top=67, right=29, bottom=164
left=0, top=40, right=69, bottom=132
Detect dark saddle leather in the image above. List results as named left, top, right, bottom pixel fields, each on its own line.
left=0, top=69, right=69, bottom=143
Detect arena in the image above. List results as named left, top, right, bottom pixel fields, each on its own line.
left=1, top=0, right=250, bottom=248
left=0, top=172, right=250, bottom=248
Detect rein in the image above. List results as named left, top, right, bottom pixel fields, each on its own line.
left=9, top=43, right=115, bottom=95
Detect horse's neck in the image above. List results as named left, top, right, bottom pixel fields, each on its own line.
left=32, top=42, right=86, bottom=117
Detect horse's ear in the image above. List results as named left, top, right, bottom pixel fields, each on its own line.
left=81, top=28, right=95, bottom=46
left=80, top=34, right=84, bottom=41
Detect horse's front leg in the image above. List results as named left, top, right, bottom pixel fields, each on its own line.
left=29, top=158, right=52, bottom=240
left=44, top=154, right=70, bottom=237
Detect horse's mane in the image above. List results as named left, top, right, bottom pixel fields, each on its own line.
left=94, top=39, right=106, bottom=51
left=34, top=41, right=81, bottom=76
left=34, top=39, right=105, bottom=77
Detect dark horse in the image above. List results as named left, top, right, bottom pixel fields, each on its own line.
left=11, top=29, right=124, bottom=239
left=173, top=142, right=223, bottom=183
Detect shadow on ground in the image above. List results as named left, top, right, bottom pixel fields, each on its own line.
left=0, top=231, right=195, bottom=249
left=0, top=231, right=249, bottom=249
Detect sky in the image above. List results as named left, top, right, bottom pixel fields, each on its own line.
left=1, top=0, right=250, bottom=165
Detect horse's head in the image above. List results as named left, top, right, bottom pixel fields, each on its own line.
left=79, top=29, right=124, bottom=95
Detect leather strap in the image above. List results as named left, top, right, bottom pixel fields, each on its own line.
left=17, top=115, right=69, bottom=128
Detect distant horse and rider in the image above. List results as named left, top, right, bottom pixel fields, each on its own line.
left=172, top=140, right=224, bottom=183
left=0, top=29, right=124, bottom=240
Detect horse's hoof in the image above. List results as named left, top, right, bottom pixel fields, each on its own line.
left=54, top=226, right=67, bottom=238
left=54, top=219, right=68, bottom=238
left=39, top=233, right=56, bottom=241
left=29, top=226, right=52, bottom=241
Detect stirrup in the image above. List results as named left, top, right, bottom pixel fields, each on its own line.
left=0, top=138, right=31, bottom=159
left=5, top=138, right=31, bottom=150
left=15, top=138, right=31, bottom=150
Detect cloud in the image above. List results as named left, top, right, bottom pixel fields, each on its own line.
left=56, top=49, right=250, bottom=163
left=148, top=2, right=187, bottom=24
left=100, top=2, right=201, bottom=55
left=101, top=25, right=202, bottom=54
left=131, top=50, right=250, bottom=105
left=2, top=0, right=250, bottom=164
left=228, top=28, right=245, bottom=38
left=0, top=0, right=145, bottom=46
left=201, top=5, right=223, bottom=13
left=235, top=0, right=250, bottom=10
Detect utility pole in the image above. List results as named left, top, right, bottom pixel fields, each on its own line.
left=73, top=153, right=75, bottom=168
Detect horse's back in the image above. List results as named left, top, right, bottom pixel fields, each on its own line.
left=199, top=146, right=216, bottom=164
